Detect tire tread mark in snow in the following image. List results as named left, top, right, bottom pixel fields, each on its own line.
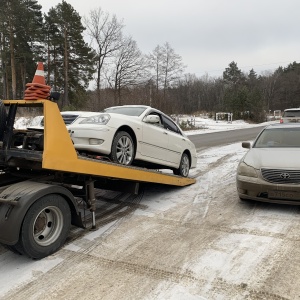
left=66, top=191, right=144, bottom=245
left=6, top=250, right=288, bottom=300
left=191, top=153, right=235, bottom=179
left=145, top=218, right=299, bottom=241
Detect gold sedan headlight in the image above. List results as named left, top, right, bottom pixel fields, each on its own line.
left=237, top=162, right=258, bottom=178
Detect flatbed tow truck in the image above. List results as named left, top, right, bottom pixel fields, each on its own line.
left=0, top=99, right=196, bottom=259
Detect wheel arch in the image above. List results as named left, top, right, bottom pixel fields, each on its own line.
left=0, top=181, right=81, bottom=246
left=183, top=149, right=192, bottom=167
left=114, top=125, right=137, bottom=153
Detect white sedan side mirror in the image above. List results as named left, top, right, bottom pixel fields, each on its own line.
left=144, top=115, right=160, bottom=124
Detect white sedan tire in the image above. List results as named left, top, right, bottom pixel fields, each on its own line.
left=110, top=131, right=135, bottom=165
left=173, top=153, right=190, bottom=177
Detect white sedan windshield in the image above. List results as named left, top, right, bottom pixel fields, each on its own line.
left=103, top=107, right=147, bottom=116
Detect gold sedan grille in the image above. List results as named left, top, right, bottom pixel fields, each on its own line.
left=261, top=168, right=300, bottom=184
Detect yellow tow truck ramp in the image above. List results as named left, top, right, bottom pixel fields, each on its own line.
left=0, top=99, right=195, bottom=259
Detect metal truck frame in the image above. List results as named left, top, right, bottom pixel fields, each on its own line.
left=0, top=99, right=195, bottom=259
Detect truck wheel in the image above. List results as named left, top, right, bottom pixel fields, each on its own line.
left=0, top=100, right=7, bottom=141
left=19, top=194, right=71, bottom=259
left=173, top=153, right=190, bottom=177
left=110, top=131, right=135, bottom=165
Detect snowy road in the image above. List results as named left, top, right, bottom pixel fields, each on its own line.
left=1, top=141, right=300, bottom=299
left=189, top=126, right=265, bottom=149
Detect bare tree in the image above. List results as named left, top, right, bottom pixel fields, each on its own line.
left=146, top=42, right=185, bottom=109
left=84, top=8, right=124, bottom=100
left=106, top=36, right=147, bottom=105
left=146, top=45, right=164, bottom=92
left=260, top=70, right=280, bottom=111
left=161, top=42, right=185, bottom=90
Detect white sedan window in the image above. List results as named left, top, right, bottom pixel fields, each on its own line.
left=161, top=115, right=181, bottom=135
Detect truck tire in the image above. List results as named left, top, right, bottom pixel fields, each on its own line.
left=0, top=100, right=7, bottom=141
left=18, top=194, right=71, bottom=259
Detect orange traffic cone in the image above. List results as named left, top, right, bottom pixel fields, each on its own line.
left=26, top=62, right=46, bottom=87
left=24, top=62, right=51, bottom=100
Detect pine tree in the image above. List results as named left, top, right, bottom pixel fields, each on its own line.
left=223, top=61, right=245, bottom=86
left=0, top=0, right=43, bottom=99
left=45, top=1, right=95, bottom=108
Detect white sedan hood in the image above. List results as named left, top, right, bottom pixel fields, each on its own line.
left=243, top=148, right=300, bottom=169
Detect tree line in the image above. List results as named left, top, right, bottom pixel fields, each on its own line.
left=1, top=0, right=299, bottom=122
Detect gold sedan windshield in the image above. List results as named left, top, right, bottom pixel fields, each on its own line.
left=254, top=127, right=300, bottom=148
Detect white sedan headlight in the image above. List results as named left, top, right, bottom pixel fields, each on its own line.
left=80, top=114, right=110, bottom=125
left=237, top=162, right=258, bottom=178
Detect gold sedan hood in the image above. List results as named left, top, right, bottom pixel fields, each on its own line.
left=243, top=148, right=300, bottom=169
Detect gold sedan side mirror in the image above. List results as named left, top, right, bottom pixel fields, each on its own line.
left=242, top=141, right=251, bottom=149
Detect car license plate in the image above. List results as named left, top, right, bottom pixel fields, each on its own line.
left=268, top=190, right=300, bottom=200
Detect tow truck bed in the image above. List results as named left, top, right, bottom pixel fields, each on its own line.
left=0, top=99, right=196, bottom=259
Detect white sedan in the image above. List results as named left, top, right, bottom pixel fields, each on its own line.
left=68, top=105, right=197, bottom=177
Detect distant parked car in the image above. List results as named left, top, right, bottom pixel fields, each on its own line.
left=68, top=105, right=197, bottom=177
left=280, top=108, right=300, bottom=123
left=236, top=123, right=300, bottom=204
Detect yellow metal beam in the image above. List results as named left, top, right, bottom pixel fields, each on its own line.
left=4, top=100, right=196, bottom=186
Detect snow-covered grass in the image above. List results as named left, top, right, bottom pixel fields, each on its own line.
left=14, top=116, right=43, bottom=129
left=180, top=116, right=276, bottom=135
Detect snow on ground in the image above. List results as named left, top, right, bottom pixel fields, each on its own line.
left=0, top=141, right=250, bottom=299
left=0, top=116, right=280, bottom=299
left=180, top=116, right=275, bottom=135
left=14, top=116, right=43, bottom=129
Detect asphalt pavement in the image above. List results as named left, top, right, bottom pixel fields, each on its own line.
left=189, top=126, right=266, bottom=149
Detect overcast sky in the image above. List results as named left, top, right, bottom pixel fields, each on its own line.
left=38, top=0, right=300, bottom=78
